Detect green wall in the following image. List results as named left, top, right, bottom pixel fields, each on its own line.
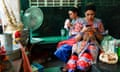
left=20, top=0, right=29, bottom=11
left=20, top=0, right=120, bottom=39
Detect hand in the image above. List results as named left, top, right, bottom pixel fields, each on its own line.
left=92, top=28, right=98, bottom=33
left=67, top=23, right=73, bottom=28
left=64, top=19, right=72, bottom=29
left=81, top=26, right=89, bottom=32
left=87, top=27, right=98, bottom=33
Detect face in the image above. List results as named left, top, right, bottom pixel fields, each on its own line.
left=85, top=10, right=95, bottom=21
left=68, top=10, right=77, bottom=19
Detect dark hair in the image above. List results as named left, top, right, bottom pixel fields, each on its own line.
left=69, top=7, right=80, bottom=16
left=85, top=2, right=96, bottom=12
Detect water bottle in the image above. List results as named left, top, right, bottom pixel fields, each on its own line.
left=60, top=28, right=66, bottom=40
left=114, top=39, right=118, bottom=53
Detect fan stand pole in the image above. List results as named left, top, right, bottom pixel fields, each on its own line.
left=29, top=28, right=32, bottom=44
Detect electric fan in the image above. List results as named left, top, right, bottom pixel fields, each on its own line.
left=23, top=7, right=44, bottom=43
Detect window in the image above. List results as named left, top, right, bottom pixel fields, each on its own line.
left=29, top=0, right=81, bottom=7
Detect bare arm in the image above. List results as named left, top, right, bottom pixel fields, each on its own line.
left=64, top=19, right=73, bottom=30
left=95, top=23, right=105, bottom=41
left=74, top=26, right=88, bottom=41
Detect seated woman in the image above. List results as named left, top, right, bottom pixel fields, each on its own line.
left=54, top=2, right=105, bottom=63
left=62, top=30, right=103, bottom=72
left=64, top=7, right=83, bottom=37
left=81, top=2, right=105, bottom=43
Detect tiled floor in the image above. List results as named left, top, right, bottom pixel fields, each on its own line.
left=30, top=43, right=64, bottom=71
left=43, top=58, right=64, bottom=72
left=44, top=59, right=64, bottom=68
